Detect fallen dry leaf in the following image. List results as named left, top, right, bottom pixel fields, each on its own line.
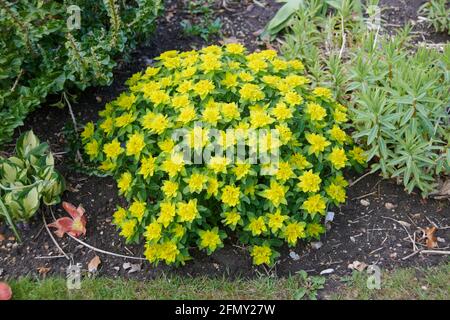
left=37, top=266, right=51, bottom=276
left=48, top=202, right=87, bottom=238
left=424, top=226, right=438, bottom=249
left=220, top=37, right=239, bottom=45
left=0, top=234, right=5, bottom=241
left=429, top=178, right=450, bottom=200
left=88, top=255, right=101, bottom=273
left=348, top=260, right=368, bottom=272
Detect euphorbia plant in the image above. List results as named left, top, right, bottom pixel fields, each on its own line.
left=81, top=44, right=365, bottom=266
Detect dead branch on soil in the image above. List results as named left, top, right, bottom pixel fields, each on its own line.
left=381, top=215, right=450, bottom=260
left=62, top=91, right=84, bottom=165
left=349, top=171, right=373, bottom=188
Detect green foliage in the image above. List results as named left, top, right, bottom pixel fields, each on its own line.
left=294, top=270, right=326, bottom=300
left=419, top=0, right=450, bottom=34
left=0, top=131, right=65, bottom=239
left=0, top=0, right=162, bottom=147
left=180, top=0, right=222, bottom=41
left=276, top=0, right=450, bottom=196
left=263, top=0, right=307, bottom=39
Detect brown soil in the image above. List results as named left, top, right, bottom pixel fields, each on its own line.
left=0, top=0, right=448, bottom=284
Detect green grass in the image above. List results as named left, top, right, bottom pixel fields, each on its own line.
left=9, top=275, right=306, bottom=300
left=332, top=263, right=450, bottom=300
left=7, top=263, right=449, bottom=300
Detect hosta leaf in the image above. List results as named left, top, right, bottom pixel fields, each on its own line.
left=22, top=187, right=41, bottom=217
left=1, top=162, right=18, bottom=183
left=16, top=130, right=40, bottom=159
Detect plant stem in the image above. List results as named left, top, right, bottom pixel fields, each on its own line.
left=63, top=92, right=84, bottom=165
left=0, top=179, right=44, bottom=191
left=0, top=197, right=21, bottom=242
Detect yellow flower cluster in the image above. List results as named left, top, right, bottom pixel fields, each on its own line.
left=82, top=44, right=366, bottom=267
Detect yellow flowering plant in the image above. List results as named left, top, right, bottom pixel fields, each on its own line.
left=81, top=44, right=365, bottom=266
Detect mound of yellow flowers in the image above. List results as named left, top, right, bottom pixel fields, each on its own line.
left=81, top=44, right=365, bottom=266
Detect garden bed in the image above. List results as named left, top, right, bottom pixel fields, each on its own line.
left=0, top=0, right=449, bottom=285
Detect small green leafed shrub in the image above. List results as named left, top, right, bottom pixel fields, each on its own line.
left=0, top=131, right=65, bottom=239
left=0, top=0, right=162, bottom=147
left=81, top=44, right=365, bottom=266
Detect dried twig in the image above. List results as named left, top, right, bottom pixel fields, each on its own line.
left=352, top=191, right=377, bottom=200
left=66, top=234, right=146, bottom=260
left=11, top=69, right=23, bottom=92
left=349, top=171, right=373, bottom=187
left=420, top=250, right=450, bottom=255
left=62, top=92, right=84, bottom=164
left=35, top=255, right=67, bottom=260
left=382, top=216, right=418, bottom=251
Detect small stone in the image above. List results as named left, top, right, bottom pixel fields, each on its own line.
left=289, top=251, right=300, bottom=261
left=320, top=268, right=334, bottom=275
left=384, top=202, right=397, bottom=210
left=311, top=241, right=323, bottom=250
left=113, top=266, right=120, bottom=271
left=360, top=199, right=370, bottom=206
left=128, top=263, right=141, bottom=274
left=123, top=262, right=131, bottom=270
left=325, top=212, right=335, bottom=223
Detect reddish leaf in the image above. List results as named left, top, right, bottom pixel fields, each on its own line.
left=425, top=226, right=438, bottom=249
left=0, top=282, right=12, bottom=300
left=47, top=202, right=87, bottom=238
left=47, top=217, right=74, bottom=238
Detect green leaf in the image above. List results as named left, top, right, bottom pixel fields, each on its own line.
left=21, top=187, right=41, bottom=218
left=263, top=0, right=305, bottom=37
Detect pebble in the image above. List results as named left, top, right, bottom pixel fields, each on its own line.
left=311, top=241, right=323, bottom=250
left=320, top=268, right=334, bottom=275
left=289, top=251, right=300, bottom=261
left=360, top=199, right=370, bottom=206
left=385, top=202, right=397, bottom=210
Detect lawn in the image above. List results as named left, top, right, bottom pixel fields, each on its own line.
left=7, top=263, right=449, bottom=300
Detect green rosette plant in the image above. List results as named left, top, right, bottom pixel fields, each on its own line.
left=0, top=131, right=65, bottom=239
left=82, top=44, right=365, bottom=266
